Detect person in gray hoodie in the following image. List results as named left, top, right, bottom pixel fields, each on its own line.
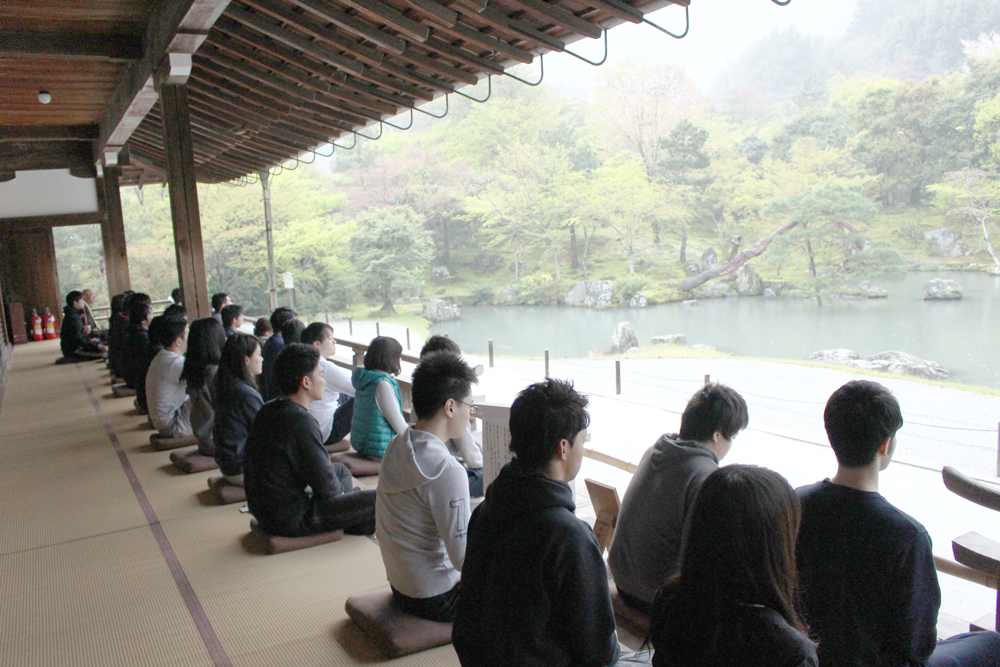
left=608, top=383, right=749, bottom=613
left=375, top=351, right=479, bottom=622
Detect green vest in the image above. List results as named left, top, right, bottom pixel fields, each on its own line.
left=350, top=368, right=402, bottom=459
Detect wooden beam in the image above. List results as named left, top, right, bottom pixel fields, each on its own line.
left=505, top=0, right=603, bottom=39
left=419, top=34, right=505, bottom=74
left=462, top=4, right=566, bottom=51
left=284, top=0, right=407, bottom=54
left=0, top=213, right=101, bottom=231
left=587, top=0, right=644, bottom=24
left=159, top=83, right=211, bottom=319
left=99, top=169, right=132, bottom=297
left=337, top=0, right=431, bottom=43
left=0, top=30, right=144, bottom=61
left=399, top=0, right=458, bottom=28
left=0, top=141, right=94, bottom=172
left=98, top=0, right=232, bottom=155
left=429, top=22, right=534, bottom=64
left=0, top=125, right=99, bottom=143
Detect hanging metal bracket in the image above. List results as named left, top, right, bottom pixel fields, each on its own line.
left=382, top=108, right=414, bottom=131
left=504, top=53, right=544, bottom=86
left=771, top=0, right=791, bottom=5
left=332, top=133, right=357, bottom=150
left=356, top=123, right=383, bottom=141
left=563, top=29, right=608, bottom=67
left=454, top=75, right=492, bottom=103
left=644, top=4, right=689, bottom=39
left=415, top=95, right=449, bottom=119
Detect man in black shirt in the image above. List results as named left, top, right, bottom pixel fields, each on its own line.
left=797, top=380, right=1000, bottom=667
left=244, top=343, right=376, bottom=537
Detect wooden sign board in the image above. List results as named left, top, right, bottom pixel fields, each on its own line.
left=585, top=478, right=621, bottom=555
left=476, top=403, right=512, bottom=491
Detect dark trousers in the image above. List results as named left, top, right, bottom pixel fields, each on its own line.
left=467, top=467, right=484, bottom=498
left=324, top=398, right=354, bottom=445
left=307, top=462, right=377, bottom=536
left=391, top=583, right=461, bottom=623
left=617, top=588, right=653, bottom=616
left=928, top=631, right=1000, bottom=667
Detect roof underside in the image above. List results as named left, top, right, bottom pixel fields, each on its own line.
left=0, top=0, right=686, bottom=186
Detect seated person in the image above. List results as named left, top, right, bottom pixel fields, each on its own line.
left=244, top=344, right=376, bottom=536
left=649, top=465, right=817, bottom=667
left=454, top=379, right=631, bottom=667
left=145, top=316, right=193, bottom=438
left=122, top=294, right=152, bottom=410
left=180, top=318, right=226, bottom=456
left=163, top=303, right=187, bottom=320
left=210, top=292, right=230, bottom=324
left=348, top=336, right=406, bottom=465
left=106, top=292, right=131, bottom=379
left=171, top=287, right=182, bottom=306
left=419, top=335, right=484, bottom=497
left=259, top=306, right=297, bottom=401
left=608, top=383, right=748, bottom=613
left=253, top=317, right=271, bottom=342
left=60, top=290, right=104, bottom=359
left=221, top=304, right=244, bottom=338
left=301, top=323, right=355, bottom=450
left=81, top=288, right=107, bottom=340
left=797, top=380, right=1000, bottom=667
left=376, top=351, right=478, bottom=622
left=281, top=318, right=305, bottom=345
left=213, top=333, right=264, bottom=486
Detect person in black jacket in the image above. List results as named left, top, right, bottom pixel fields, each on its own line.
left=59, top=291, right=104, bottom=360
left=243, top=343, right=376, bottom=537
left=213, top=333, right=264, bottom=486
left=648, top=465, right=817, bottom=667
left=454, top=379, right=643, bottom=667
left=121, top=294, right=152, bottom=411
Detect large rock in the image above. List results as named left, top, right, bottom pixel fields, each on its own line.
left=704, top=282, right=735, bottom=298
left=851, top=281, right=888, bottom=298
left=684, top=262, right=702, bottom=276
left=922, top=278, right=963, bottom=300
left=566, top=280, right=614, bottom=308
left=702, top=248, right=718, bottom=268
left=629, top=292, right=648, bottom=308
left=423, top=298, right=460, bottom=322
left=924, top=229, right=970, bottom=257
left=857, top=351, right=950, bottom=380
left=496, top=286, right=517, bottom=305
left=431, top=266, right=451, bottom=282
left=734, top=263, right=764, bottom=296
left=610, top=322, right=639, bottom=354
left=652, top=334, right=687, bottom=345
left=806, top=349, right=861, bottom=363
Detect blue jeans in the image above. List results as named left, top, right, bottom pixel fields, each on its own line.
left=391, top=583, right=461, bottom=623
left=928, top=631, right=1000, bottom=667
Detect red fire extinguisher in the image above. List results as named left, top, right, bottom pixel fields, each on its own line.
left=43, top=307, right=57, bottom=340
left=30, top=309, right=43, bottom=342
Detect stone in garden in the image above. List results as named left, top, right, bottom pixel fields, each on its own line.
left=734, top=263, right=764, bottom=296
left=924, top=229, right=970, bottom=257
left=853, top=281, right=888, bottom=298
left=625, top=346, right=641, bottom=354
left=704, top=282, right=735, bottom=298
left=763, top=289, right=777, bottom=298
left=862, top=351, right=950, bottom=380
left=682, top=299, right=698, bottom=307
left=685, top=263, right=702, bottom=276
left=652, top=334, right=687, bottom=346
left=921, top=278, right=963, bottom=300
left=702, top=248, right=718, bottom=268
left=806, top=349, right=861, bottom=363
left=496, top=286, right=517, bottom=305
left=432, top=266, right=451, bottom=282
left=629, top=292, right=647, bottom=308
left=566, top=280, right=614, bottom=308
left=423, top=299, right=460, bottom=322
left=610, top=322, right=639, bottom=354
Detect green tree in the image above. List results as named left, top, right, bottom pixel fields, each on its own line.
left=656, top=119, right=712, bottom=258
left=347, top=206, right=433, bottom=314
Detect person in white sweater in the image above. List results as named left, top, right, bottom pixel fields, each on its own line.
left=376, top=351, right=479, bottom=622
left=301, top=323, right=356, bottom=450
left=146, top=317, right=192, bottom=438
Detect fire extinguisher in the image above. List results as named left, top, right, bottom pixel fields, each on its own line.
left=30, top=309, right=43, bottom=342
left=43, top=307, right=57, bottom=340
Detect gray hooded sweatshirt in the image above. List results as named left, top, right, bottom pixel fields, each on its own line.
left=607, top=433, right=719, bottom=605
left=376, top=427, right=471, bottom=599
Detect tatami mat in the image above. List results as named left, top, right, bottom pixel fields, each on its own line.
left=0, top=342, right=463, bottom=667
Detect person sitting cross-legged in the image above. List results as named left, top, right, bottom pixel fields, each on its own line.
left=649, top=465, right=817, bottom=667
left=146, top=316, right=192, bottom=438
left=213, top=333, right=264, bottom=487
left=376, top=351, right=478, bottom=622
left=221, top=304, right=243, bottom=338
left=60, top=290, right=105, bottom=359
left=608, top=383, right=748, bottom=613
left=454, top=379, right=647, bottom=667
left=244, top=343, right=376, bottom=537
left=210, top=292, right=230, bottom=324
left=122, top=294, right=153, bottom=411
left=796, top=380, right=1000, bottom=667
left=301, top=322, right=355, bottom=452
left=180, top=318, right=226, bottom=456
left=258, top=306, right=296, bottom=401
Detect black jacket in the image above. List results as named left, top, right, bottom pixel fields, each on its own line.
left=213, top=378, right=263, bottom=477
left=60, top=305, right=97, bottom=358
left=453, top=460, right=620, bottom=667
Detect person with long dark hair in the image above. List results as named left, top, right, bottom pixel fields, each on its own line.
left=648, top=465, right=817, bottom=667
left=181, top=318, right=226, bottom=456
left=213, top=333, right=264, bottom=486
left=349, top=336, right=406, bottom=458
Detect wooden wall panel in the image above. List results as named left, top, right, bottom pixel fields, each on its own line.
left=0, top=58, right=123, bottom=126
left=0, top=0, right=156, bottom=34
left=0, top=226, right=62, bottom=324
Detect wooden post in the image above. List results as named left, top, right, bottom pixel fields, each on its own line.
left=98, top=167, right=130, bottom=299
left=348, top=316, right=353, bottom=335
left=260, top=170, right=278, bottom=312
left=705, top=374, right=710, bottom=386
left=160, top=82, right=211, bottom=319
left=544, top=349, right=549, bottom=378
left=488, top=339, right=493, bottom=367
left=996, top=422, right=999, bottom=478
left=406, top=327, right=411, bottom=349
left=376, top=322, right=380, bottom=337
left=616, top=361, right=621, bottom=395
left=325, top=312, right=329, bottom=324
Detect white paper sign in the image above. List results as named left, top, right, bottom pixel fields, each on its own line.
left=476, top=403, right=512, bottom=491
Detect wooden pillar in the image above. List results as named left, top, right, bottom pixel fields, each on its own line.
left=98, top=167, right=131, bottom=299
left=160, top=83, right=210, bottom=318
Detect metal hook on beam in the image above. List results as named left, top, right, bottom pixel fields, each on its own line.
left=415, top=95, right=449, bottom=119
left=504, top=54, right=544, bottom=86
left=643, top=4, right=689, bottom=39
left=296, top=149, right=318, bottom=165
left=563, top=29, right=608, bottom=67
left=356, top=123, right=383, bottom=141
left=454, top=75, right=492, bottom=103
left=315, top=142, right=335, bottom=158
left=771, top=0, right=791, bottom=5
left=382, top=108, right=414, bottom=131
left=332, top=133, right=357, bottom=150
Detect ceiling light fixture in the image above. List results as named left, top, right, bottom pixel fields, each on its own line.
left=38, top=90, right=51, bottom=104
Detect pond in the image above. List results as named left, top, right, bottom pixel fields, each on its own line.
left=431, top=271, right=1000, bottom=389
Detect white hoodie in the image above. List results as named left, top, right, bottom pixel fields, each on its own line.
left=376, top=427, right=471, bottom=599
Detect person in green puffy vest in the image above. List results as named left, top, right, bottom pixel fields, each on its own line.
left=339, top=336, right=406, bottom=476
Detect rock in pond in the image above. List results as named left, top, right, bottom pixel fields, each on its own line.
left=735, top=263, right=764, bottom=296
left=924, top=229, right=970, bottom=257
left=629, top=292, right=648, bottom=308
left=854, top=351, right=950, bottom=380
left=652, top=334, right=687, bottom=346
left=611, top=322, right=639, bottom=354
left=921, top=278, right=963, bottom=300
left=423, top=298, right=460, bottom=322
left=806, top=349, right=861, bottom=363
left=566, top=280, right=614, bottom=308
left=704, top=282, right=735, bottom=298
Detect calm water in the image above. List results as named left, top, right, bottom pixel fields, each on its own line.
left=432, top=272, right=1000, bottom=389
